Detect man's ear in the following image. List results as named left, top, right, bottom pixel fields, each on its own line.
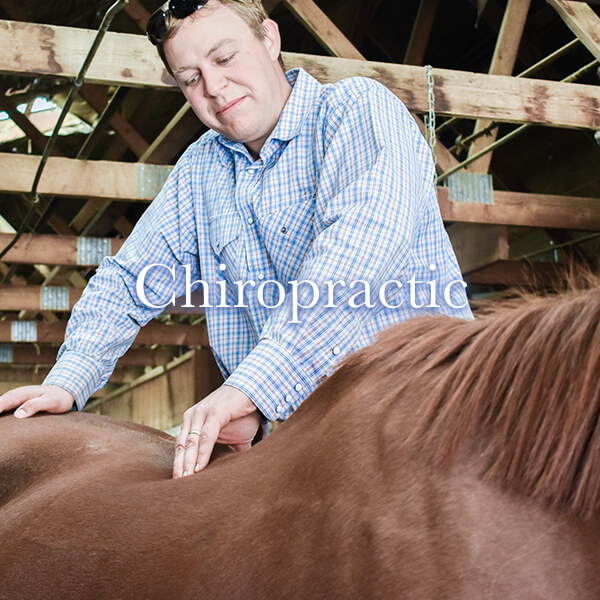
left=260, top=18, right=282, bottom=62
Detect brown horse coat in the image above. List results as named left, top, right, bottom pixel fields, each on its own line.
left=1, top=286, right=600, bottom=599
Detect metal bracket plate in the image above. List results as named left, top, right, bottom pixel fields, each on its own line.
left=447, top=172, right=494, bottom=205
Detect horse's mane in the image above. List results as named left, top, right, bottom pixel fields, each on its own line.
left=356, top=283, right=600, bottom=519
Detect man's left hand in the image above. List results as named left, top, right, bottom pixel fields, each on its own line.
left=173, top=384, right=260, bottom=478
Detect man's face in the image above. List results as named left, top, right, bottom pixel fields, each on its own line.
left=164, top=2, right=291, bottom=158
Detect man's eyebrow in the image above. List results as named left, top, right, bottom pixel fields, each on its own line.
left=173, top=39, right=236, bottom=74
left=208, top=38, right=236, bottom=56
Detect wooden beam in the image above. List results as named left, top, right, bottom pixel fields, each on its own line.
left=0, top=152, right=172, bottom=201
left=0, top=283, right=207, bottom=316
left=0, top=285, right=83, bottom=311
left=0, top=153, right=598, bottom=229
left=1, top=21, right=599, bottom=129
left=548, top=0, right=600, bottom=61
left=447, top=223, right=509, bottom=274
left=0, top=209, right=76, bottom=291
left=0, top=320, right=208, bottom=346
left=0, top=233, right=123, bottom=265
left=283, top=0, right=365, bottom=59
left=403, top=0, right=440, bottom=65
left=467, top=0, right=532, bottom=173
left=437, top=187, right=600, bottom=231
left=0, top=366, right=138, bottom=385
left=2, top=345, right=174, bottom=367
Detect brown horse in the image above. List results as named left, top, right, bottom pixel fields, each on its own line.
left=1, top=285, right=600, bottom=600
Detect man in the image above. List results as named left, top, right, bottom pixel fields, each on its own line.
left=0, top=0, right=472, bottom=477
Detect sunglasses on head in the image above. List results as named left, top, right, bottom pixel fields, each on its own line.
left=146, top=0, right=210, bottom=46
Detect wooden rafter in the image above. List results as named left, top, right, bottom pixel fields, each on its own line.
left=0, top=152, right=172, bottom=201
left=0, top=156, right=599, bottom=229
left=3, top=345, right=174, bottom=367
left=548, top=0, right=600, bottom=61
left=0, top=233, right=122, bottom=265
left=0, top=284, right=207, bottom=316
left=403, top=0, right=440, bottom=65
left=0, top=366, right=135, bottom=385
left=1, top=21, right=599, bottom=129
left=283, top=0, right=365, bottom=59
left=0, top=320, right=208, bottom=346
left=437, top=187, right=600, bottom=231
left=467, top=0, right=532, bottom=173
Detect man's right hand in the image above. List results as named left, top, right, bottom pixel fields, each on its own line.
left=0, top=385, right=75, bottom=418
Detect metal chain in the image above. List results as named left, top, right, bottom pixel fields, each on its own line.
left=424, top=65, right=437, bottom=169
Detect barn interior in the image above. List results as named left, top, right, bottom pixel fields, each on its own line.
left=0, top=0, right=598, bottom=431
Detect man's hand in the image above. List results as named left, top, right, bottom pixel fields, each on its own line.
left=173, top=384, right=260, bottom=478
left=0, top=385, right=75, bottom=418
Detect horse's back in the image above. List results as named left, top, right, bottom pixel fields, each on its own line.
left=0, top=412, right=173, bottom=518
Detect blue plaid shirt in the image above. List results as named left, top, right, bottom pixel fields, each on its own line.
left=44, top=68, right=471, bottom=420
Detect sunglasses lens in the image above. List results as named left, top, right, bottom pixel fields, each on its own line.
left=168, top=0, right=208, bottom=20
left=146, top=0, right=210, bottom=45
left=146, top=10, right=168, bottom=45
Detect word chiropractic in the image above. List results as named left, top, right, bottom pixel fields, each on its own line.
left=136, top=263, right=468, bottom=323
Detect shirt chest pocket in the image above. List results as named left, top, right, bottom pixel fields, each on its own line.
left=258, top=195, right=316, bottom=281
left=209, top=212, right=242, bottom=266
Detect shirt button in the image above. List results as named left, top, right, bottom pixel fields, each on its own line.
left=294, top=383, right=303, bottom=392
left=247, top=217, right=254, bottom=225
left=257, top=273, right=265, bottom=281
left=280, top=226, right=287, bottom=234
left=216, top=241, right=220, bottom=248
left=276, top=405, right=284, bottom=414
left=332, top=346, right=341, bottom=355
left=285, top=394, right=293, bottom=403
left=219, top=264, right=226, bottom=271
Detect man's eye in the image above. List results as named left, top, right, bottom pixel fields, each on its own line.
left=185, top=74, right=200, bottom=86
left=218, top=53, right=235, bottom=65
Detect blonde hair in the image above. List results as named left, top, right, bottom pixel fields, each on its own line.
left=155, top=0, right=283, bottom=77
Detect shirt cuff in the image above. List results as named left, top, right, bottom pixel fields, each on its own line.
left=42, top=350, right=105, bottom=411
left=224, top=338, right=315, bottom=422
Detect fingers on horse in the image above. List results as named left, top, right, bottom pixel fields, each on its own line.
left=16, top=393, right=65, bottom=418
left=0, top=386, right=43, bottom=415
left=182, top=408, right=219, bottom=476
left=174, top=406, right=208, bottom=478
left=173, top=410, right=195, bottom=478
left=192, top=417, right=220, bottom=474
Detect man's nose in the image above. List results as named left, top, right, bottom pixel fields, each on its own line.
left=203, top=68, right=226, bottom=98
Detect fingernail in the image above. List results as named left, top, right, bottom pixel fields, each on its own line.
left=183, top=470, right=188, bottom=477
left=14, top=409, right=26, bottom=419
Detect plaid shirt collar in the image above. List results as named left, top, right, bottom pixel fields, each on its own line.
left=215, top=67, right=322, bottom=162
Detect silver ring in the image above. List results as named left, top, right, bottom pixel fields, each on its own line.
left=189, top=430, right=203, bottom=437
